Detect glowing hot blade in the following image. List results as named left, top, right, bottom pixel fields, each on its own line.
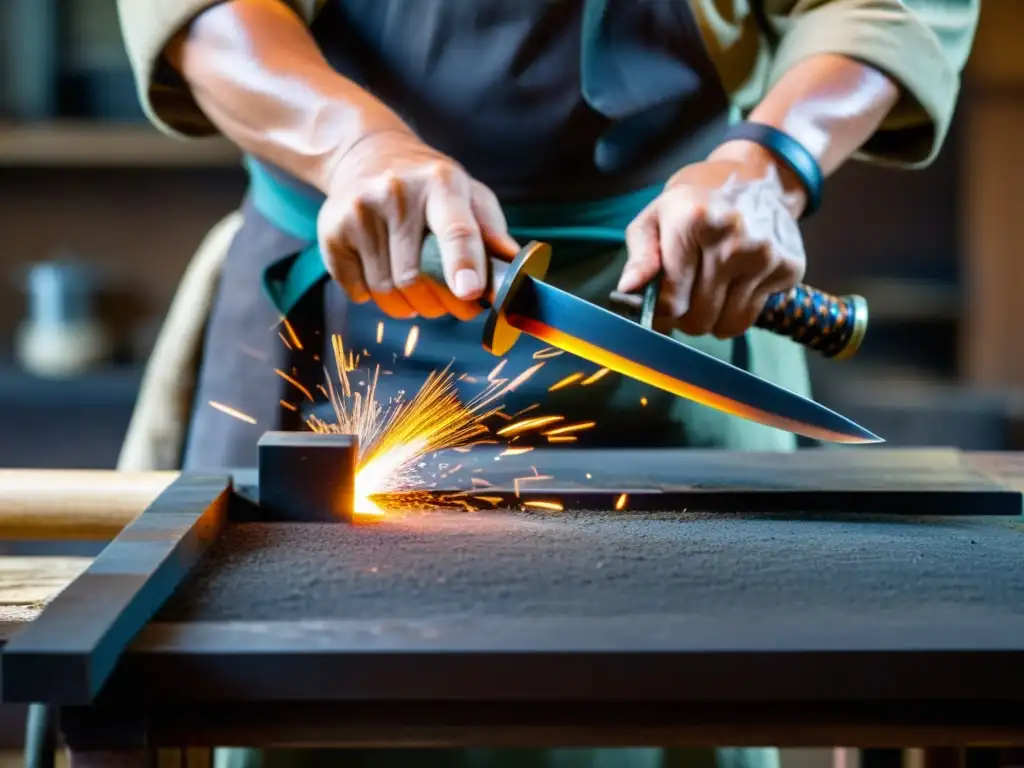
left=504, top=278, right=881, bottom=444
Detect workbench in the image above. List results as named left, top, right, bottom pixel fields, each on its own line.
left=2, top=448, right=1024, bottom=766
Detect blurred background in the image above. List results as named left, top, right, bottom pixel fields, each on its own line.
left=0, top=0, right=1022, bottom=467
left=0, top=0, right=1019, bottom=764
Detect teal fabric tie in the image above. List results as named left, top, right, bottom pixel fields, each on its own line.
left=248, top=155, right=660, bottom=317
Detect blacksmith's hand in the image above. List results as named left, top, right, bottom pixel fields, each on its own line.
left=317, top=129, right=520, bottom=320
left=618, top=146, right=807, bottom=340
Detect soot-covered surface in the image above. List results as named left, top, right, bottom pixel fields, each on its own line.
left=158, top=510, right=1024, bottom=625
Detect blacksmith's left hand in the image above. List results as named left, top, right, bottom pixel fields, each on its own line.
left=618, top=143, right=808, bottom=339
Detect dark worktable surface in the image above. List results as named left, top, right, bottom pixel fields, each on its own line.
left=46, top=451, right=1024, bottom=750
left=160, top=447, right=1024, bottom=633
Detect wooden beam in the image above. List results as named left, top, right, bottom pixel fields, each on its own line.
left=0, top=470, right=178, bottom=540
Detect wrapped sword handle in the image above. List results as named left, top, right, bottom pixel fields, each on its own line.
left=608, top=277, right=868, bottom=360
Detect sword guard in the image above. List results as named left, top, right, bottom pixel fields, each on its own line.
left=609, top=278, right=868, bottom=360
left=419, top=236, right=552, bottom=356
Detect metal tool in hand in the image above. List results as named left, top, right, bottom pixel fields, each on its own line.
left=419, top=236, right=880, bottom=444
left=608, top=274, right=868, bottom=361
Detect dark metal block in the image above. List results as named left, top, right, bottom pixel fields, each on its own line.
left=257, top=431, right=359, bottom=523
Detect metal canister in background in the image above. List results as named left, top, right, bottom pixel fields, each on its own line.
left=13, top=259, right=112, bottom=377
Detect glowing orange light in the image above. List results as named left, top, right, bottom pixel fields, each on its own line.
left=543, top=421, right=596, bottom=437
left=523, top=500, right=564, bottom=511
left=500, top=446, right=535, bottom=457
left=376, top=321, right=384, bottom=344
left=282, top=318, right=303, bottom=350
left=548, top=372, right=584, bottom=391
left=496, top=415, right=564, bottom=436
left=274, top=369, right=314, bottom=402
left=403, top=325, right=420, bottom=357
left=615, top=493, right=628, bottom=511
left=581, top=367, right=611, bottom=385
left=508, top=314, right=871, bottom=443
left=306, top=332, right=562, bottom=518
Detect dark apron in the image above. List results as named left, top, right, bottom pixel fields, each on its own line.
left=183, top=0, right=805, bottom=471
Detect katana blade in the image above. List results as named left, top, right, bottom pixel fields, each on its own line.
left=504, top=276, right=881, bottom=444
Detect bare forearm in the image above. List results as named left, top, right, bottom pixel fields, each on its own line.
left=710, top=53, right=901, bottom=214
left=165, top=0, right=411, bottom=192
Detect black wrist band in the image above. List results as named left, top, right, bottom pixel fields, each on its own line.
left=716, top=121, right=824, bottom=218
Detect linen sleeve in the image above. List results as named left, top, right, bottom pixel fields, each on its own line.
left=761, top=0, right=979, bottom=167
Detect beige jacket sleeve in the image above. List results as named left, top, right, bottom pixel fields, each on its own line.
left=757, top=0, right=979, bottom=167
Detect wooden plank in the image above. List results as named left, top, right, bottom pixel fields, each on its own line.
left=0, top=557, right=91, bottom=642
left=0, top=470, right=178, bottom=540
left=0, top=474, right=230, bottom=705
left=0, top=557, right=90, bottom=606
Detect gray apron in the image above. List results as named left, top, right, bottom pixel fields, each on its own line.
left=183, top=1, right=801, bottom=765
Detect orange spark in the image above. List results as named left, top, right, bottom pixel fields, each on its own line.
left=513, top=473, right=554, bottom=497
left=282, top=318, right=303, bottom=350
left=524, top=500, right=564, bottom=511
left=615, top=493, right=628, bottom=511
left=581, top=367, right=611, bottom=385
left=307, top=334, right=553, bottom=518
left=548, top=372, right=584, bottom=391
left=496, top=415, right=564, bottom=436
left=403, top=325, right=420, bottom=357
left=280, top=400, right=297, bottom=412
left=209, top=401, right=256, bottom=424
left=473, top=495, right=504, bottom=505
left=533, top=347, right=564, bottom=359
left=500, top=446, right=534, bottom=457
left=274, top=369, right=314, bottom=402
left=376, top=321, right=384, bottom=344
left=278, top=331, right=292, bottom=350
left=640, top=396, right=649, bottom=406
left=543, top=421, right=596, bottom=436
left=487, top=359, right=507, bottom=381
left=547, top=435, right=577, bottom=443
